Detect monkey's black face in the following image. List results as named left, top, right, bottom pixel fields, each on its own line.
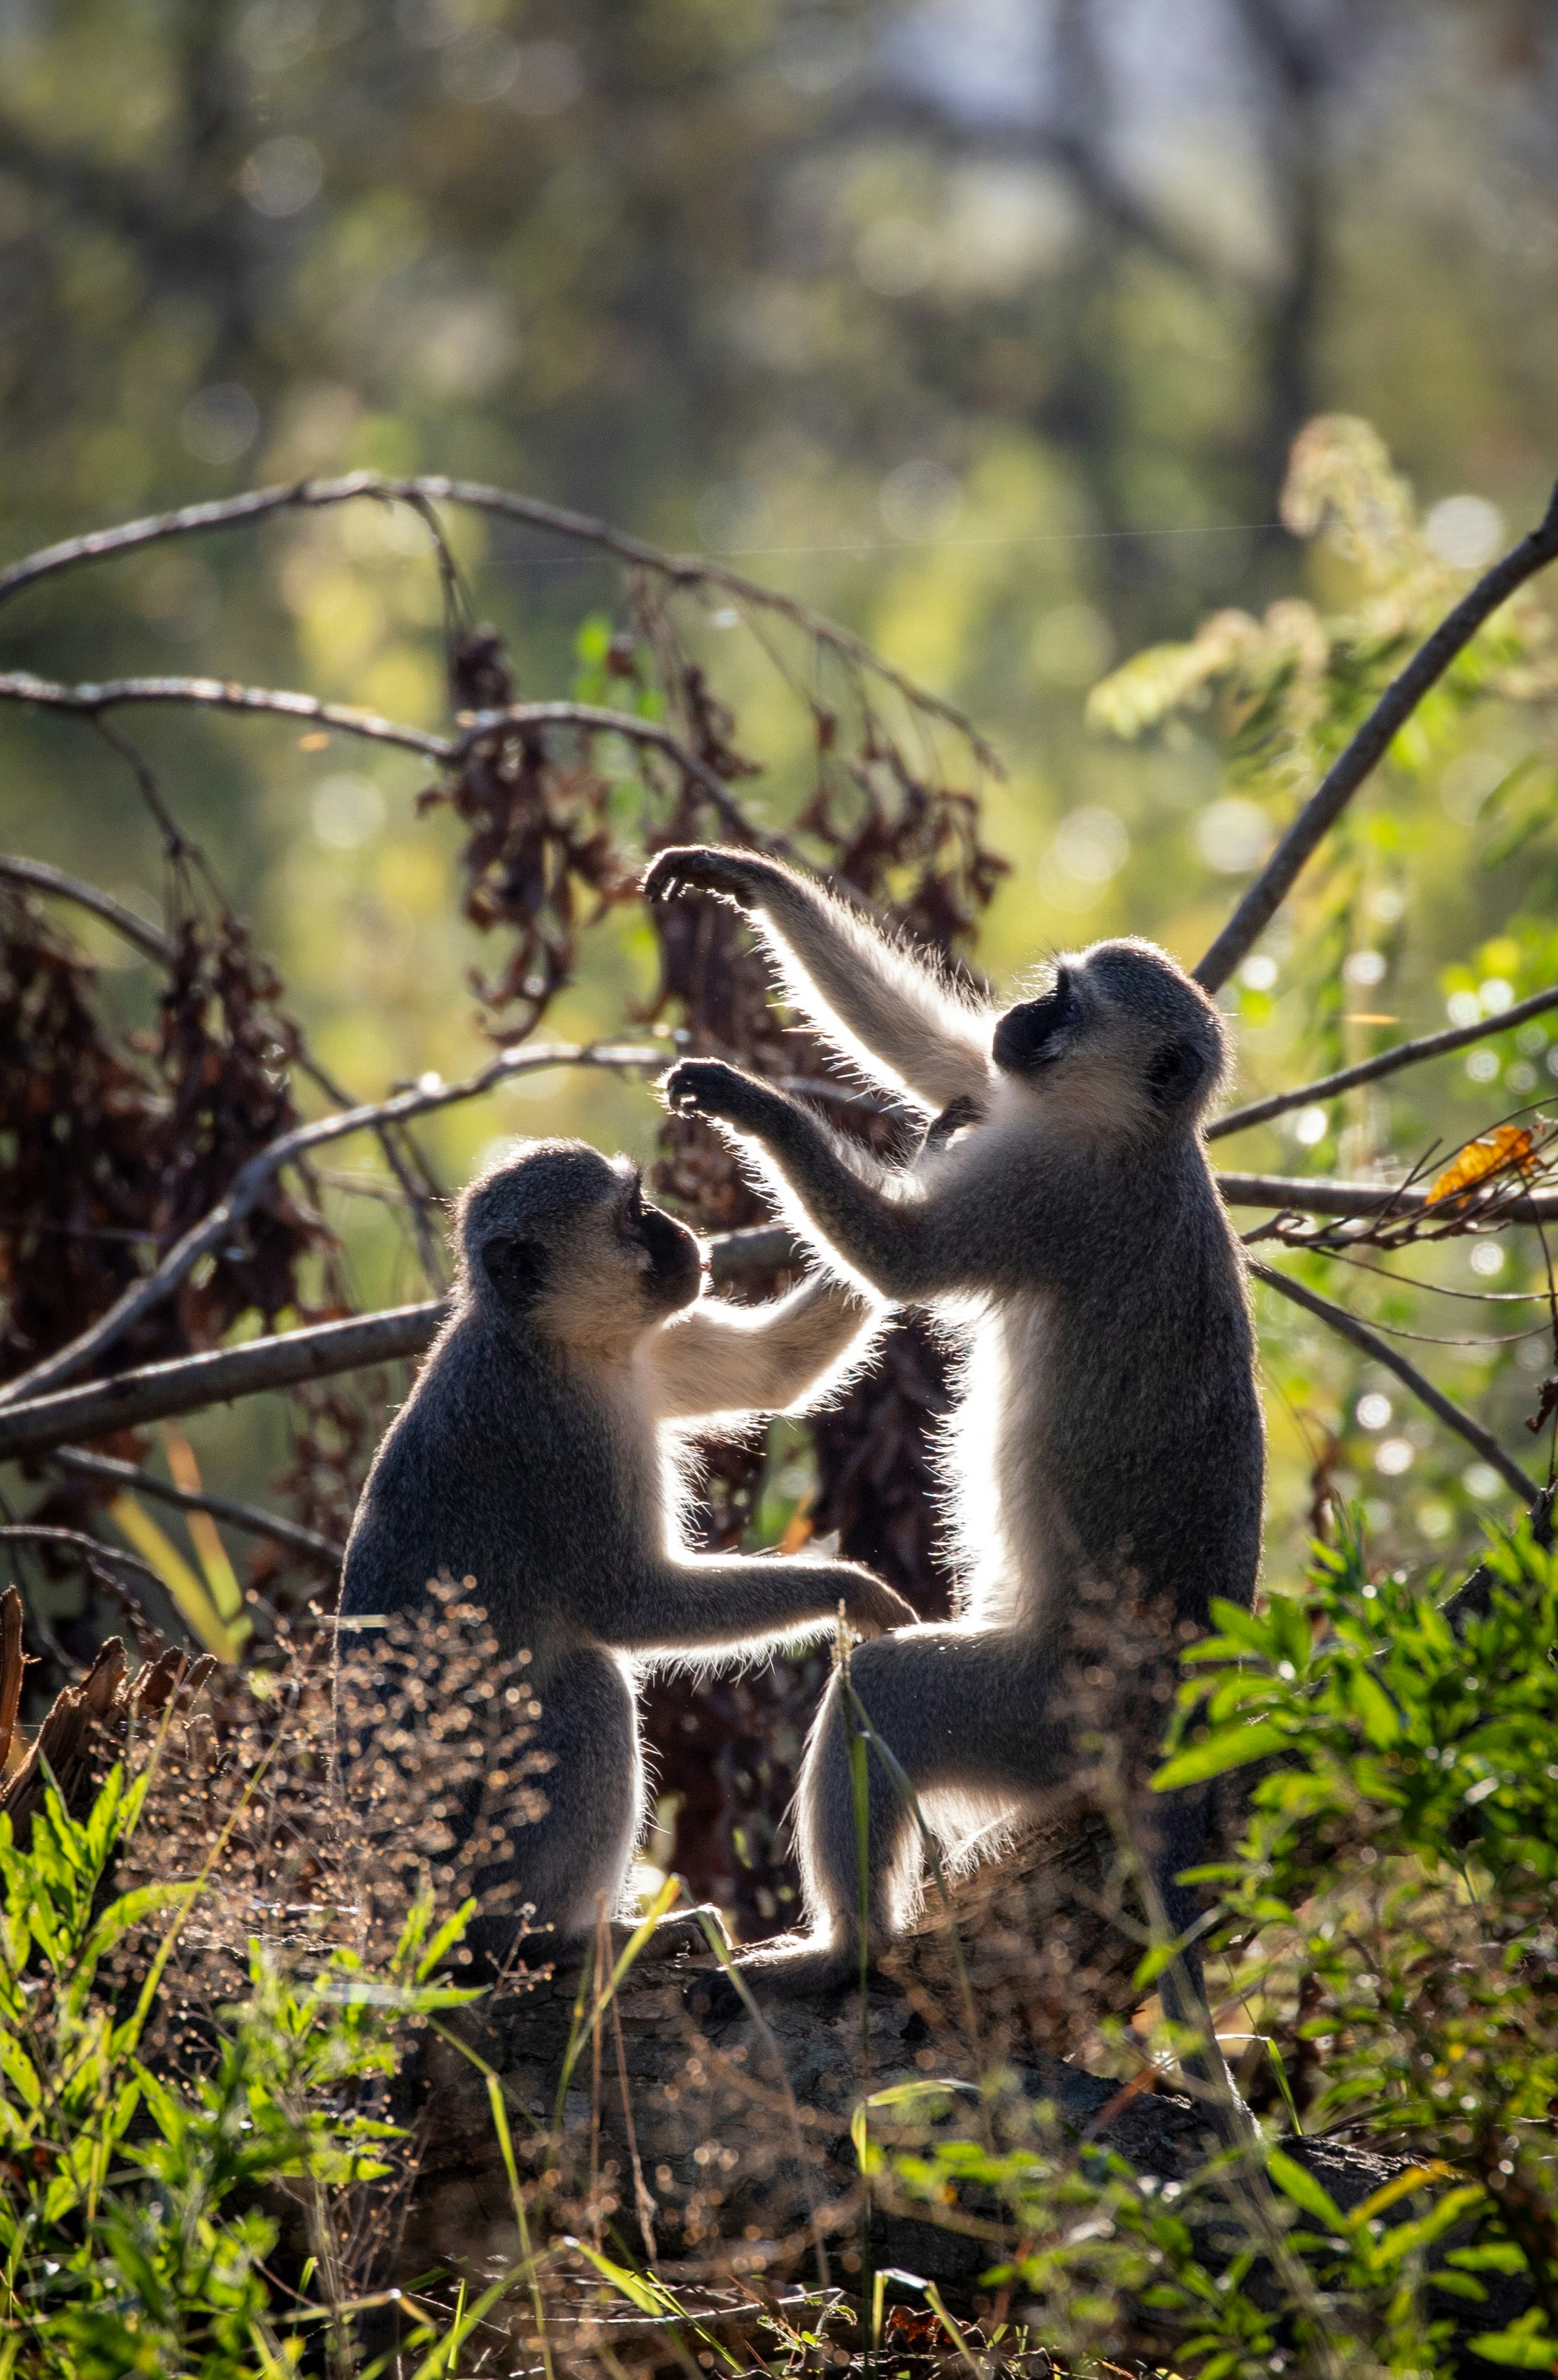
left=622, top=1178, right=702, bottom=1314
left=992, top=967, right=1076, bottom=1079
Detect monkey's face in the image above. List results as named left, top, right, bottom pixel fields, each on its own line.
left=618, top=1171, right=703, bottom=1316
left=992, top=939, right=1229, bottom=1138
left=457, top=1139, right=701, bottom=1351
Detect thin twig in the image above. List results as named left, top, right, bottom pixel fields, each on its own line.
left=1195, top=478, right=1558, bottom=992
left=53, top=1448, right=344, bottom=1568
left=1210, top=981, right=1558, bottom=1139
left=1251, top=1262, right=1542, bottom=1501
left=0, top=471, right=1001, bottom=769
left=0, top=854, right=173, bottom=964
left=0, top=1522, right=171, bottom=1598
left=0, top=1039, right=662, bottom=1411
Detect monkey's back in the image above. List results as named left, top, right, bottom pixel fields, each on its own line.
left=946, top=1140, right=1262, bottom=1637
left=338, top=1308, right=652, bottom=1666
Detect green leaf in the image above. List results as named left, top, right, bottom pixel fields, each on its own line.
left=1466, top=2318, right=1558, bottom=2369
left=1153, top=1721, right=1289, bottom=1790
left=1342, top=1666, right=1402, bottom=1750
left=1448, top=2242, right=1529, bottom=2275
left=566, top=2237, right=671, bottom=2317
left=1266, top=2146, right=1348, bottom=2232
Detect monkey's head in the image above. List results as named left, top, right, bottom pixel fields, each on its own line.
left=455, top=1139, right=702, bottom=1349
left=992, top=938, right=1231, bottom=1139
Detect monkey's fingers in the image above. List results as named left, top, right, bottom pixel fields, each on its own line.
left=659, top=1057, right=764, bottom=1121
left=641, top=844, right=761, bottom=908
left=847, top=1581, right=918, bottom=1637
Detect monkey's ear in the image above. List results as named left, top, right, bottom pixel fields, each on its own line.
left=1145, top=1038, right=1206, bottom=1109
left=480, top=1234, right=548, bottom=1311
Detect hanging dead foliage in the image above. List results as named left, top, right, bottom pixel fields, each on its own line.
left=0, top=889, right=329, bottom=1387
left=417, top=627, right=632, bottom=1042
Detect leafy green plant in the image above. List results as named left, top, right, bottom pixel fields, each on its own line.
left=0, top=1755, right=484, bottom=2378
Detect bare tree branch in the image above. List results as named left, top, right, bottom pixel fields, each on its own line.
left=0, top=1303, right=444, bottom=1463
left=0, top=1039, right=662, bottom=1411
left=1210, top=982, right=1558, bottom=1139
left=1251, top=1261, right=1543, bottom=1502
left=1, top=674, right=776, bottom=825
left=3, top=1165, right=1556, bottom=1464
left=0, top=668, right=445, bottom=755
left=53, top=1448, right=344, bottom=1568
left=1217, top=1169, right=1558, bottom=1225
left=1194, top=478, right=1558, bottom=993
left=0, top=471, right=1001, bottom=769
left=0, top=1222, right=794, bottom=1460
left=0, top=853, right=173, bottom=964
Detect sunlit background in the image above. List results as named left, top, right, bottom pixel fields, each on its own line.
left=3, top=0, right=1558, bottom=1590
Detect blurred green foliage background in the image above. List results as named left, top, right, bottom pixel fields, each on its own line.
left=3, top=0, right=1558, bottom=1595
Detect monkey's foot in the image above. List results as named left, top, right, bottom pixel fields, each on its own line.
left=642, top=846, right=764, bottom=910
left=684, top=1939, right=860, bottom=2025
left=615, top=1907, right=730, bottom=1964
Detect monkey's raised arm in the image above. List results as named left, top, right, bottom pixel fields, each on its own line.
left=646, top=1274, right=885, bottom=1423
left=644, top=847, right=990, bottom=1113
left=663, top=1059, right=1017, bottom=1304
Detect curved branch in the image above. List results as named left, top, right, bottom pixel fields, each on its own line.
left=0, top=472, right=1001, bottom=770
left=0, top=669, right=450, bottom=757
left=1210, top=982, right=1558, bottom=1139
left=0, top=1522, right=172, bottom=1597
left=54, top=1448, right=343, bottom=1568
left=0, top=853, right=173, bottom=965
left=0, top=675, right=790, bottom=850
left=0, top=1039, right=662, bottom=1413
left=1194, top=478, right=1558, bottom=993
left=1250, top=1262, right=1542, bottom=1502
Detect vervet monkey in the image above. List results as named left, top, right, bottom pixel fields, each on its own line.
left=645, top=846, right=1264, bottom=2041
left=335, top=1139, right=913, bottom=1960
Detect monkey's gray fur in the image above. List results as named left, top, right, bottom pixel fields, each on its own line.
left=335, top=1138, right=913, bottom=1961
left=645, top=846, right=1264, bottom=2037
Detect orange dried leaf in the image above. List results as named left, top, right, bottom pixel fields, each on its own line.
left=1429, top=1125, right=1536, bottom=1205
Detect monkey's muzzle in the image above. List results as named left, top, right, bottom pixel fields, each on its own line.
left=993, top=979, right=1073, bottom=1077
left=641, top=1204, right=703, bottom=1312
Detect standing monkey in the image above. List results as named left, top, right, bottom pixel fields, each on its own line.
left=336, top=1139, right=914, bottom=1959
left=645, top=847, right=1264, bottom=2029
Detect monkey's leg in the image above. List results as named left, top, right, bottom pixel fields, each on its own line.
left=1140, top=1784, right=1252, bottom=2138
left=464, top=1648, right=645, bottom=1974
left=727, top=1627, right=1076, bottom=2001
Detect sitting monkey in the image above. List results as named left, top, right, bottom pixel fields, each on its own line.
left=645, top=846, right=1264, bottom=2044
left=334, top=1138, right=914, bottom=1962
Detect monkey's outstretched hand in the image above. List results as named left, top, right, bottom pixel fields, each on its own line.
left=642, top=843, right=780, bottom=910
left=660, top=1056, right=788, bottom=1134
left=831, top=1569, right=917, bottom=1638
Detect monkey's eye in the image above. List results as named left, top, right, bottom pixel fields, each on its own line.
left=623, top=1180, right=645, bottom=1231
